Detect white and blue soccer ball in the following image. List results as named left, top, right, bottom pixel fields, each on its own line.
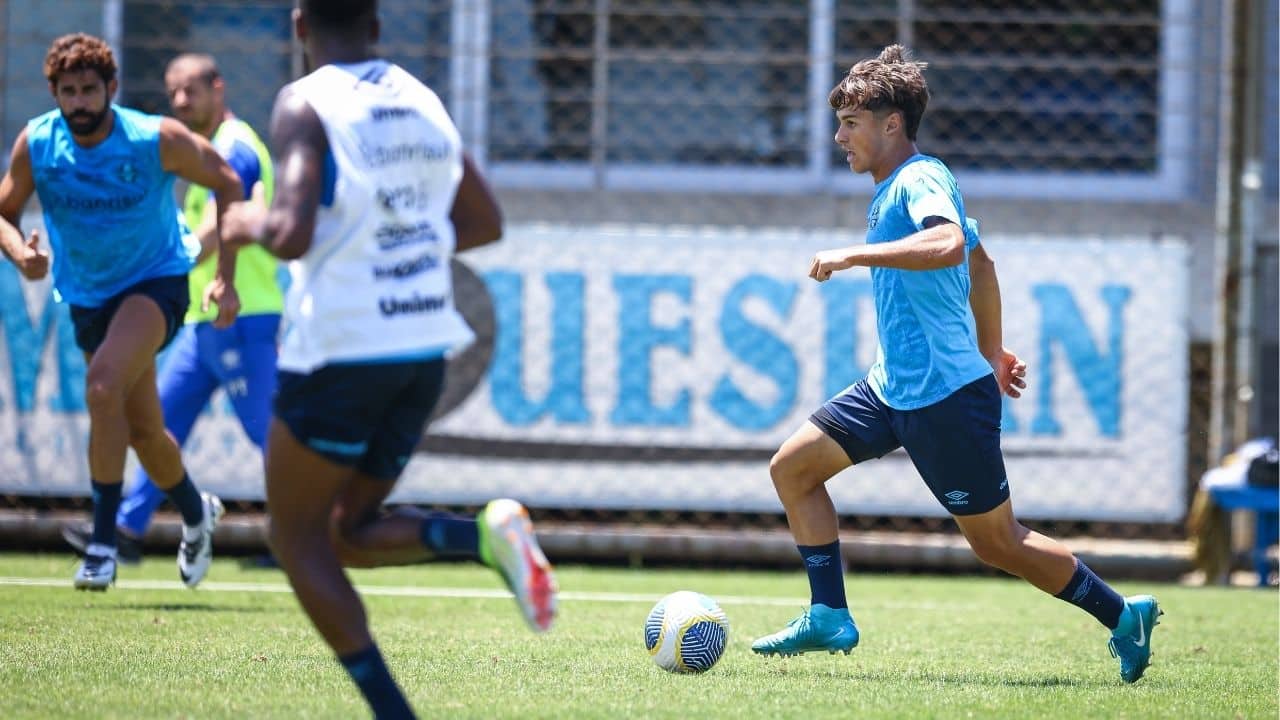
left=644, top=591, right=730, bottom=673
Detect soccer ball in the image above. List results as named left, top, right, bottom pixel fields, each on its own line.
left=644, top=591, right=730, bottom=673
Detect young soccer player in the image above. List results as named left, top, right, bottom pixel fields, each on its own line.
left=220, top=2, right=558, bottom=716
left=0, top=33, right=244, bottom=590
left=61, top=53, right=278, bottom=565
left=750, top=44, right=1162, bottom=684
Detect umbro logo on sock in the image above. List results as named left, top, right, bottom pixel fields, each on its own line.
left=805, top=554, right=832, bottom=567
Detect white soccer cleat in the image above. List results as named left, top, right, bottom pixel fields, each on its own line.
left=74, top=543, right=118, bottom=591
left=178, top=493, right=224, bottom=588
left=480, top=498, right=558, bottom=632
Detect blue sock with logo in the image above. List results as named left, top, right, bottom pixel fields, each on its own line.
left=798, top=541, right=847, bottom=609
left=418, top=512, right=480, bottom=560
left=338, top=644, right=415, bottom=719
left=1053, top=559, right=1126, bottom=630
left=90, top=480, right=122, bottom=548
left=164, top=472, right=205, bottom=528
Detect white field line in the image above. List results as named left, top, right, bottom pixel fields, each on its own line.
left=0, top=576, right=970, bottom=610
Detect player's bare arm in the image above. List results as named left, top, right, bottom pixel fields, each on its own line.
left=808, top=216, right=965, bottom=281
left=221, top=87, right=325, bottom=261
left=0, top=129, right=48, bottom=280
left=968, top=242, right=1027, bottom=398
left=187, top=197, right=221, bottom=264
left=159, top=117, right=242, bottom=327
left=452, top=154, right=502, bottom=252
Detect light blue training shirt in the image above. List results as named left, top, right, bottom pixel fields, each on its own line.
left=27, top=105, right=192, bottom=307
left=862, top=153, right=993, bottom=410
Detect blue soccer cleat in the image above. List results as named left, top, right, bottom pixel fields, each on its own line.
left=751, top=604, right=860, bottom=657
left=1108, top=594, right=1163, bottom=683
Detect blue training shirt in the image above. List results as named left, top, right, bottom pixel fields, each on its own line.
left=27, top=105, right=192, bottom=307
left=863, top=154, right=993, bottom=410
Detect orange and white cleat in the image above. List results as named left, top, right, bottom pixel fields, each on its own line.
left=479, top=498, right=558, bottom=632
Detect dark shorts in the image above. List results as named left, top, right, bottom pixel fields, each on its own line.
left=274, top=357, right=446, bottom=480
left=69, top=274, right=191, bottom=355
left=811, top=375, right=1009, bottom=516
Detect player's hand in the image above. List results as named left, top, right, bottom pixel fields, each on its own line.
left=808, top=250, right=851, bottom=282
left=988, top=346, right=1028, bottom=398
left=18, top=229, right=49, bottom=280
left=202, top=277, right=240, bottom=329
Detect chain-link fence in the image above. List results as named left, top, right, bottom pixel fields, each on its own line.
left=0, top=0, right=1276, bottom=548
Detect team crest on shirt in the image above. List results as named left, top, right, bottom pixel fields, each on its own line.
left=867, top=208, right=879, bottom=229
left=117, top=161, right=137, bottom=184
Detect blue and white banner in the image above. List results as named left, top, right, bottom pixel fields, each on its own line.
left=0, top=224, right=1189, bottom=521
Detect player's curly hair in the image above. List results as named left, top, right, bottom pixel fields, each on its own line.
left=44, top=33, right=117, bottom=86
left=828, top=44, right=929, bottom=141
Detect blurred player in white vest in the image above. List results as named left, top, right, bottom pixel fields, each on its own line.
left=220, top=2, right=557, bottom=717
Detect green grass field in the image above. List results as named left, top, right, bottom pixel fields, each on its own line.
left=0, top=553, right=1275, bottom=719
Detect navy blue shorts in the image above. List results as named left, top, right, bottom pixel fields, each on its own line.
left=811, top=375, right=1009, bottom=515
left=274, top=357, right=446, bottom=480
left=69, top=274, right=190, bottom=355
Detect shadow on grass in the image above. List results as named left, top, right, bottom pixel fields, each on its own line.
left=94, top=603, right=283, bottom=614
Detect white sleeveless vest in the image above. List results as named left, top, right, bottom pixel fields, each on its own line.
left=279, top=60, right=474, bottom=372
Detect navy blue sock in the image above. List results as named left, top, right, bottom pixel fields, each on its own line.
left=1054, top=559, right=1126, bottom=629
left=90, top=480, right=122, bottom=548
left=164, top=473, right=204, bottom=527
left=418, top=512, right=480, bottom=560
left=338, top=644, right=415, bottom=719
left=798, top=541, right=847, bottom=609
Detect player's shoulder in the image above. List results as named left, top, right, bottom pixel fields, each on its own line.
left=896, top=154, right=956, bottom=184
left=113, top=105, right=162, bottom=130
left=213, top=118, right=266, bottom=153
left=24, top=110, right=64, bottom=148
left=26, top=109, right=61, bottom=132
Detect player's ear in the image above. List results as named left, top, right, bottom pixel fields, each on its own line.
left=106, top=77, right=119, bottom=101
left=884, top=110, right=902, bottom=137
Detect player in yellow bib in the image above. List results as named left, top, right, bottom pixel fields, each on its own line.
left=62, top=54, right=279, bottom=565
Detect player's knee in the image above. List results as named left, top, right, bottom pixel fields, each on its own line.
left=125, top=412, right=167, bottom=448
left=967, top=530, right=1018, bottom=568
left=769, top=449, right=817, bottom=499
left=332, top=537, right=376, bottom=569
left=83, top=372, right=125, bottom=415
left=328, top=516, right=377, bottom=568
left=126, top=424, right=162, bottom=451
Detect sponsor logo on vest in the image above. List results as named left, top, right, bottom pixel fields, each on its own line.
left=375, top=221, right=438, bottom=250
left=378, top=293, right=448, bottom=316
left=53, top=193, right=146, bottom=210
left=358, top=140, right=451, bottom=168
left=376, top=182, right=431, bottom=212
left=373, top=252, right=439, bottom=280
left=370, top=106, right=420, bottom=121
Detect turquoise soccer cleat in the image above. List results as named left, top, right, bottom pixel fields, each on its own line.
left=1108, top=594, right=1163, bottom=683
left=751, top=604, right=860, bottom=657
